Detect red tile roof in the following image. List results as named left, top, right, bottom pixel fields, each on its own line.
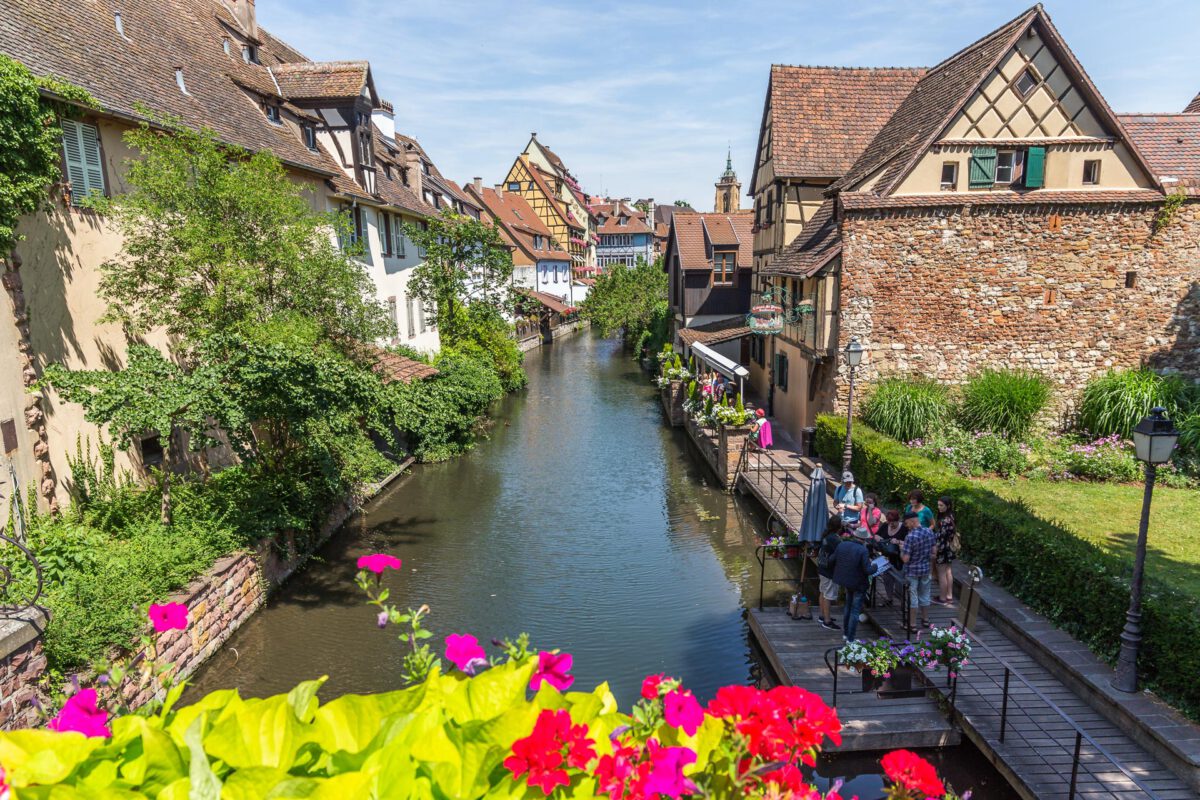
left=759, top=65, right=925, bottom=181
left=767, top=200, right=841, bottom=277
left=469, top=186, right=570, bottom=263
left=678, top=317, right=751, bottom=347
left=369, top=347, right=439, bottom=384
left=270, top=60, right=372, bottom=102
left=669, top=212, right=753, bottom=270
left=1185, top=92, right=1200, bottom=114
left=593, top=200, right=652, bottom=234
left=522, top=290, right=573, bottom=315
left=1118, top=113, right=1200, bottom=195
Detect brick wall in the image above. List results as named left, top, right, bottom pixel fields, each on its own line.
left=833, top=199, right=1200, bottom=413
left=0, top=611, right=48, bottom=731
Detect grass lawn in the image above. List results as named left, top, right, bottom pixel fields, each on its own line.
left=979, top=478, right=1200, bottom=599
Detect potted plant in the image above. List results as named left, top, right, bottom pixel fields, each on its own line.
left=878, top=641, right=926, bottom=698
left=836, top=640, right=872, bottom=689
left=762, top=535, right=786, bottom=559
left=783, top=530, right=801, bottom=559
left=925, top=625, right=972, bottom=678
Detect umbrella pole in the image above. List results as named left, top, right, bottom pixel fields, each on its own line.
left=799, top=543, right=809, bottom=585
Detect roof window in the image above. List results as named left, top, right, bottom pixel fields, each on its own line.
left=222, top=37, right=231, bottom=56
left=242, top=44, right=258, bottom=64
left=1015, top=67, right=1038, bottom=98
left=175, top=68, right=189, bottom=95
left=113, top=11, right=127, bottom=38
left=264, top=104, right=281, bottom=124
left=303, top=124, right=316, bottom=150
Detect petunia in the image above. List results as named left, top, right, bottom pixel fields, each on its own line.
left=356, top=553, right=403, bottom=574
left=1, top=764, right=9, bottom=800
left=376, top=611, right=389, bottom=629
left=881, top=749, right=945, bottom=797
left=663, top=689, right=705, bottom=736
left=530, top=651, right=574, bottom=692
left=445, top=633, right=488, bottom=675
left=641, top=673, right=666, bottom=700
left=48, top=689, right=111, bottom=738
left=643, top=739, right=697, bottom=798
left=148, top=602, right=188, bottom=633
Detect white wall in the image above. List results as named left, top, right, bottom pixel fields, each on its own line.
left=534, top=259, right=575, bottom=303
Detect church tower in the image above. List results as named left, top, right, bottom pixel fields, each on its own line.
left=714, top=150, right=741, bottom=213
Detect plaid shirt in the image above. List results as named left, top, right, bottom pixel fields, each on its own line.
left=902, top=526, right=935, bottom=576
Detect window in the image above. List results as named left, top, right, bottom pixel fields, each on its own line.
left=140, top=434, right=164, bottom=468
left=222, top=37, right=231, bottom=56
left=381, top=213, right=392, bottom=257
left=175, top=68, right=188, bottom=95
left=388, top=296, right=398, bottom=338
left=383, top=163, right=392, bottom=180
left=713, top=251, right=735, bottom=286
left=1125, top=270, right=1138, bottom=289
left=1014, top=67, right=1038, bottom=98
left=765, top=190, right=774, bottom=223
left=418, top=302, right=426, bottom=334
left=940, top=161, right=958, bottom=191
left=995, top=150, right=1021, bottom=185
left=264, top=104, right=280, bottom=124
left=773, top=352, right=789, bottom=392
left=1, top=418, right=18, bottom=453
left=1083, top=159, right=1101, bottom=185
left=61, top=120, right=106, bottom=206
left=406, top=294, right=416, bottom=338
left=303, top=124, right=317, bottom=150
left=242, top=44, right=258, bottom=64
left=533, top=235, right=543, bottom=249
left=1043, top=287, right=1058, bottom=305
left=393, top=222, right=406, bottom=257
left=508, top=182, right=521, bottom=191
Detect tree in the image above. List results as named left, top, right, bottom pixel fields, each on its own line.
left=403, top=209, right=515, bottom=341
left=0, top=54, right=95, bottom=253
left=673, top=200, right=692, bottom=208
left=633, top=201, right=651, bottom=214
left=579, top=256, right=668, bottom=351
left=93, top=117, right=391, bottom=353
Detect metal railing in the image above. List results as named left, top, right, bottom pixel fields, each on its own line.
left=753, top=544, right=807, bottom=610
left=736, top=440, right=809, bottom=521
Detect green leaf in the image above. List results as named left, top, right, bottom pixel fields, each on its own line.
left=286, top=677, right=327, bottom=724
left=0, top=729, right=104, bottom=786
left=219, top=767, right=291, bottom=799
left=114, top=717, right=186, bottom=795
left=184, top=715, right=222, bottom=800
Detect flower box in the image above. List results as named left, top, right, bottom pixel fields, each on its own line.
left=876, top=665, right=925, bottom=699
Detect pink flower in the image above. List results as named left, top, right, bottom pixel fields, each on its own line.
left=376, top=611, right=389, bottom=628
left=530, top=651, right=574, bottom=692
left=356, top=554, right=402, bottom=574
left=1, top=764, right=9, bottom=800
left=643, top=739, right=697, bottom=798
left=148, top=602, right=188, bottom=633
left=663, top=689, right=704, bottom=736
left=445, top=633, right=488, bottom=675
left=48, top=689, right=110, bottom=738
left=641, top=674, right=666, bottom=700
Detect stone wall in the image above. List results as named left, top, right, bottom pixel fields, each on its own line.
left=0, top=610, right=48, bottom=730
left=833, top=199, right=1200, bottom=414
left=660, top=380, right=687, bottom=426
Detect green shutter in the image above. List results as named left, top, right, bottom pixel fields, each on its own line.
left=968, top=146, right=997, bottom=188
left=78, top=122, right=104, bottom=201
left=61, top=120, right=88, bottom=206
left=1024, top=146, right=1046, bottom=189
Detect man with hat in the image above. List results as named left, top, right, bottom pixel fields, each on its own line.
left=834, top=471, right=863, bottom=529
left=828, top=525, right=873, bottom=641
left=901, top=511, right=936, bottom=633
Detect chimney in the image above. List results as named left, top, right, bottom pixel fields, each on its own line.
left=473, top=177, right=483, bottom=194
left=405, top=149, right=423, bottom=198
left=228, top=0, right=257, bottom=39
left=373, top=100, right=395, bottom=141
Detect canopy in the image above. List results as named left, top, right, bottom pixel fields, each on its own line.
left=689, top=342, right=750, bottom=396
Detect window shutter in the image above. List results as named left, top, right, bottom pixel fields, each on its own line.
left=1024, top=146, right=1046, bottom=189
left=968, top=147, right=997, bottom=188
left=61, top=121, right=89, bottom=206
left=381, top=213, right=392, bottom=256
left=79, top=122, right=104, bottom=200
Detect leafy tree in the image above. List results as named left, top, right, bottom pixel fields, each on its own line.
left=92, top=116, right=391, bottom=351
left=443, top=305, right=527, bottom=392
left=385, top=351, right=504, bottom=462
left=403, top=209, right=515, bottom=340
left=633, top=201, right=651, bottom=213
left=673, top=200, right=691, bottom=208
left=0, top=54, right=95, bottom=253
left=579, top=256, right=668, bottom=350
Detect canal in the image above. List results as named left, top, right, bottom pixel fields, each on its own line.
left=188, top=332, right=1015, bottom=798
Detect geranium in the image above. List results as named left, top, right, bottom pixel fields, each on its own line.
left=147, top=602, right=188, bottom=633
left=444, top=633, right=488, bottom=675
left=503, top=709, right=596, bottom=795
left=663, top=688, right=704, bottom=736
left=706, top=685, right=841, bottom=768
left=356, top=553, right=403, bottom=574
left=641, top=673, right=666, bottom=699
left=47, top=689, right=110, bottom=738
left=593, top=739, right=644, bottom=799
left=530, top=651, right=574, bottom=691
left=881, top=749, right=945, bottom=797
left=643, top=739, right=697, bottom=798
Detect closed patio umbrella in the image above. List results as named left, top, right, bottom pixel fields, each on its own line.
left=795, top=466, right=830, bottom=585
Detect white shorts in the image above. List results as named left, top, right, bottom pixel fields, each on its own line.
left=819, top=575, right=839, bottom=601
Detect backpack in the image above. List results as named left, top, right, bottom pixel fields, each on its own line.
left=817, top=534, right=839, bottom=573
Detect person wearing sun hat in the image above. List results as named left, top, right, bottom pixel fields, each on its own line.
left=751, top=408, right=772, bottom=449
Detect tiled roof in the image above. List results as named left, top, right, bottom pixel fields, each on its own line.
left=366, top=127, right=437, bottom=216
left=593, top=201, right=652, bottom=235
left=1185, top=92, right=1200, bottom=114
left=0, top=0, right=345, bottom=178
left=678, top=317, right=751, bottom=347
left=838, top=189, right=1166, bottom=209
left=1118, top=114, right=1200, bottom=195
left=833, top=7, right=1036, bottom=195
left=670, top=212, right=753, bottom=270
left=522, top=290, right=573, bottom=315
left=370, top=347, right=439, bottom=384
left=470, top=187, right=570, bottom=263
left=767, top=200, right=841, bottom=277
left=760, top=65, right=925, bottom=181
left=270, top=60, right=371, bottom=102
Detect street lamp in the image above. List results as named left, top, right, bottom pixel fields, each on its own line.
left=842, top=338, right=864, bottom=471
left=1113, top=407, right=1179, bottom=693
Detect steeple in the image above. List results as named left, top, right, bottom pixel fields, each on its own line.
left=714, top=149, right=741, bottom=213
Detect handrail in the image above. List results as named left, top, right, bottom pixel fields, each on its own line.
left=740, top=443, right=808, bottom=519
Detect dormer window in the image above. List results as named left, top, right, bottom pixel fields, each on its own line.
left=113, top=11, right=126, bottom=38
left=303, top=124, right=316, bottom=150
left=175, top=68, right=188, bottom=95
left=422, top=161, right=430, bottom=175
left=507, top=182, right=521, bottom=192
left=264, top=104, right=281, bottom=124
left=242, top=44, right=258, bottom=64
left=713, top=250, right=735, bottom=286
left=383, top=163, right=392, bottom=180
left=1014, top=67, right=1038, bottom=98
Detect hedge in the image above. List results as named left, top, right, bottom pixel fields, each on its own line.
left=816, top=414, right=1200, bottom=721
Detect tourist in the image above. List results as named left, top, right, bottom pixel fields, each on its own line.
left=752, top=408, right=773, bottom=449
left=828, top=525, right=873, bottom=642
left=901, top=511, right=936, bottom=634
left=834, top=472, right=864, bottom=529
left=859, top=492, right=883, bottom=536
left=815, top=516, right=844, bottom=632
left=877, top=508, right=905, bottom=568
left=904, top=489, right=935, bottom=529
left=934, top=496, right=959, bottom=606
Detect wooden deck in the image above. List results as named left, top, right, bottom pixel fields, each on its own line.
left=747, top=608, right=959, bottom=752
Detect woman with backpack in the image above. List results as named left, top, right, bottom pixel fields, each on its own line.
left=934, top=496, right=959, bottom=606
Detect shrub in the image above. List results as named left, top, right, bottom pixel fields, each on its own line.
left=1060, top=434, right=1141, bottom=483
left=860, top=376, right=950, bottom=443
left=912, top=425, right=1028, bottom=477
left=1178, top=412, right=1200, bottom=458
left=1076, top=369, right=1193, bottom=438
left=816, top=414, right=1200, bottom=721
left=957, top=368, right=1051, bottom=439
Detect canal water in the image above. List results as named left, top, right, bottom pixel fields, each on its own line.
left=188, top=332, right=1015, bottom=798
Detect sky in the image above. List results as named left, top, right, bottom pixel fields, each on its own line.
left=258, top=0, right=1200, bottom=210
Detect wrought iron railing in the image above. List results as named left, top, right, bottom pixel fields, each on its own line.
left=0, top=534, right=43, bottom=616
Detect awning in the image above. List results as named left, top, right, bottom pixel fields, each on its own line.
left=521, top=290, right=572, bottom=315
left=689, top=341, right=750, bottom=396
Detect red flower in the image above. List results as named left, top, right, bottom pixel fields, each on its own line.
left=881, top=750, right=945, bottom=798
left=706, top=684, right=841, bottom=769
left=504, top=709, right=596, bottom=795
left=641, top=673, right=666, bottom=700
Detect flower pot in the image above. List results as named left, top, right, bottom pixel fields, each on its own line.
left=766, top=548, right=783, bottom=559
left=785, top=546, right=800, bottom=559
left=861, top=669, right=880, bottom=693
left=876, top=665, right=925, bottom=699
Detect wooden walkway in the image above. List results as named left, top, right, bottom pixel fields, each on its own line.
left=747, top=607, right=959, bottom=752
left=868, top=603, right=1195, bottom=800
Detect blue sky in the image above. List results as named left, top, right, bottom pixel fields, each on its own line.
left=259, top=0, right=1200, bottom=209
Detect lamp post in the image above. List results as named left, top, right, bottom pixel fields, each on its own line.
left=1113, top=407, right=1179, bottom=693
left=841, top=338, right=864, bottom=471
